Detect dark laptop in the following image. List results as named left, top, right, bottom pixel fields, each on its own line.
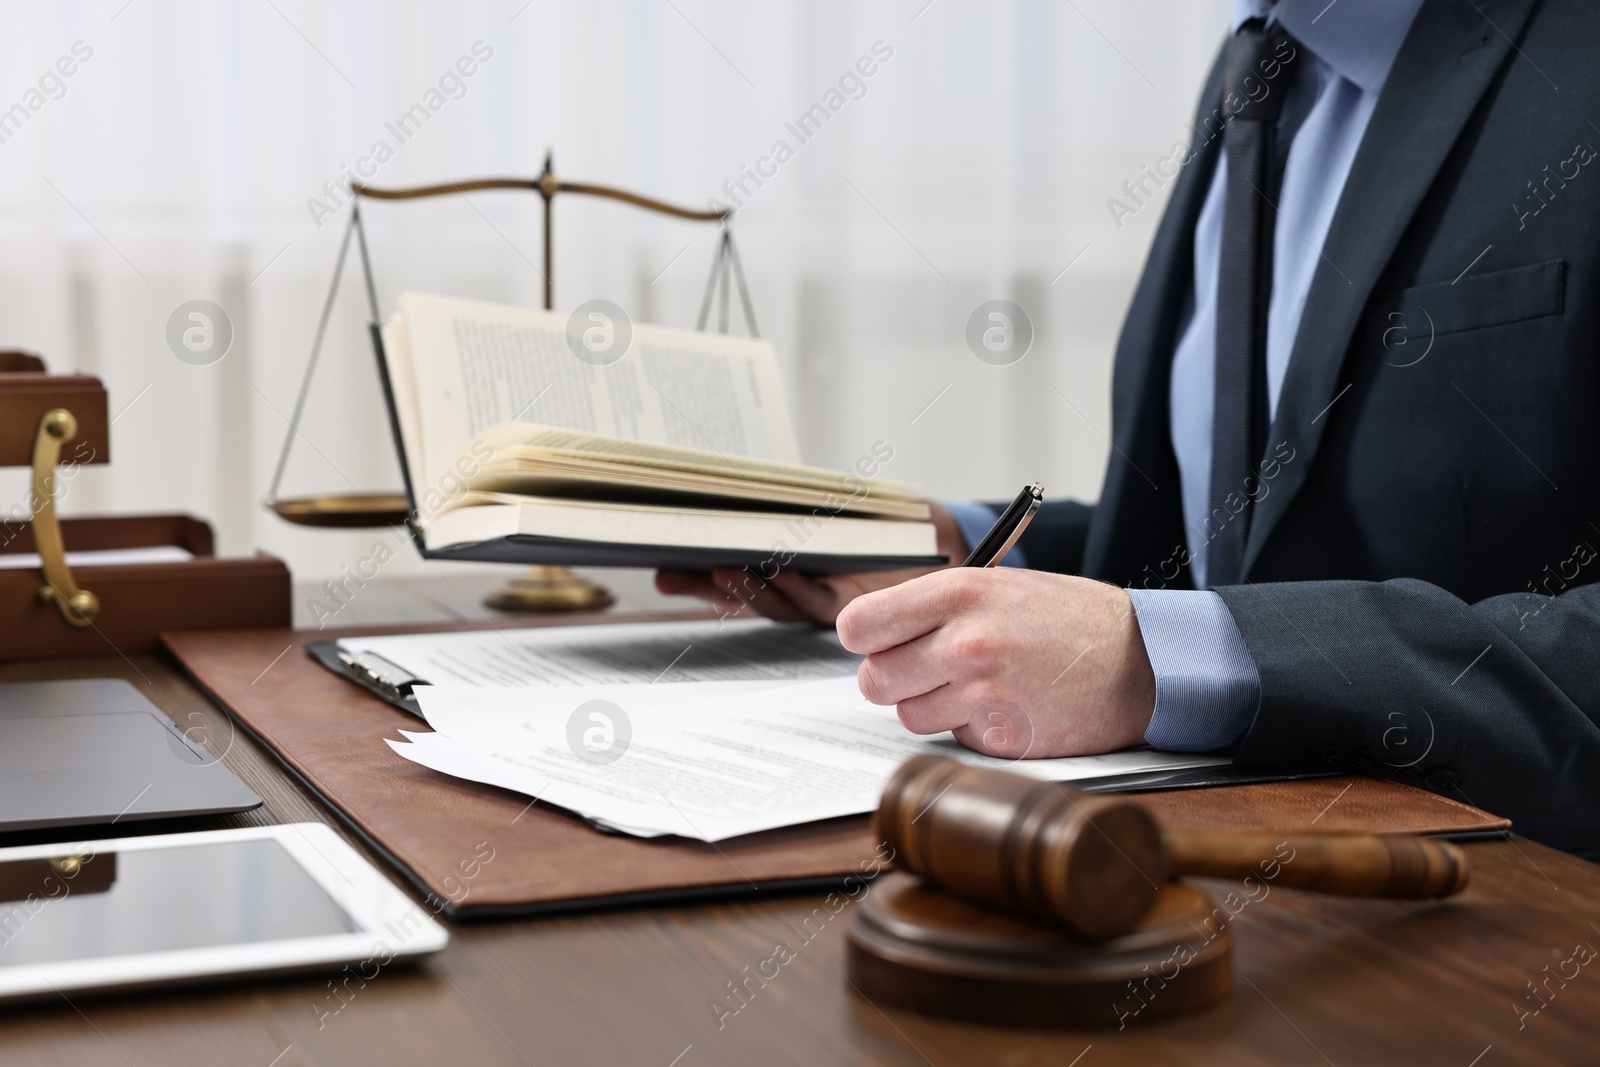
left=0, top=679, right=261, bottom=833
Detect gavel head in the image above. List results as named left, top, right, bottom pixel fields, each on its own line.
left=874, top=755, right=1169, bottom=940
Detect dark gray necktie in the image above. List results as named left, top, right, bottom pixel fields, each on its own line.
left=1207, top=21, right=1299, bottom=587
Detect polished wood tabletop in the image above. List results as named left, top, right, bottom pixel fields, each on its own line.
left=1, top=644, right=1597, bottom=1066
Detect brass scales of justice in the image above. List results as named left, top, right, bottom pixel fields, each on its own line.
left=264, top=152, right=760, bottom=612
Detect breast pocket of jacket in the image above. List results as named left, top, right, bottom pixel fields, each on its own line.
left=1364, top=259, right=1566, bottom=367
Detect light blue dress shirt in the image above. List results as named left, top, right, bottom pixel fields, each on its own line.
left=945, top=501, right=1030, bottom=568
left=952, top=0, right=1424, bottom=752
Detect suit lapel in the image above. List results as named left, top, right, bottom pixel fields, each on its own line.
left=1242, top=0, right=1538, bottom=572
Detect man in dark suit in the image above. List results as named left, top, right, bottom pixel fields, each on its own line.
left=660, top=0, right=1600, bottom=854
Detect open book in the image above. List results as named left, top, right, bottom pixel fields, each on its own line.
left=376, top=293, right=942, bottom=572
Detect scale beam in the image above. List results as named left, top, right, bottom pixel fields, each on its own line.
left=268, top=153, right=754, bottom=543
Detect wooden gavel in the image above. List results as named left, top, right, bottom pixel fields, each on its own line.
left=876, top=755, right=1469, bottom=941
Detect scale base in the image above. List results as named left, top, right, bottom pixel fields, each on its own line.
left=484, top=565, right=614, bottom=614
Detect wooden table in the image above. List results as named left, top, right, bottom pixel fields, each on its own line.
left=1, top=648, right=1596, bottom=1067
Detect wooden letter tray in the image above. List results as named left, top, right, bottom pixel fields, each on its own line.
left=1, top=354, right=289, bottom=659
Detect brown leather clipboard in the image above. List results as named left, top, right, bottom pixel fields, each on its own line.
left=164, top=616, right=883, bottom=920
left=162, top=616, right=1510, bottom=921
left=1137, top=776, right=1509, bottom=838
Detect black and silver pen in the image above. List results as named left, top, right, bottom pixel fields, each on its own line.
left=961, top=483, right=1043, bottom=567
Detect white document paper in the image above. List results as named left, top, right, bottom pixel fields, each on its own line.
left=388, top=676, right=1231, bottom=842
left=0, top=545, right=194, bottom=571
left=340, top=619, right=861, bottom=689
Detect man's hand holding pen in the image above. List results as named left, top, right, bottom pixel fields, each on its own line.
left=657, top=486, right=1159, bottom=759
left=836, top=567, right=1156, bottom=759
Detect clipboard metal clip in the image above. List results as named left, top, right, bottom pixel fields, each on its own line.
left=336, top=650, right=429, bottom=705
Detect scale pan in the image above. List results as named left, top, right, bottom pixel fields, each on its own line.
left=269, top=493, right=410, bottom=528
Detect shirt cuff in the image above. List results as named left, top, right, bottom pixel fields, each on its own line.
left=1127, top=588, right=1260, bottom=752
left=940, top=500, right=1029, bottom=568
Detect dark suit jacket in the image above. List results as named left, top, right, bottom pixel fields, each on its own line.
left=1016, top=0, right=1600, bottom=852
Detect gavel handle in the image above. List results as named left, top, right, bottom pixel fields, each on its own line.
left=1164, top=829, right=1469, bottom=899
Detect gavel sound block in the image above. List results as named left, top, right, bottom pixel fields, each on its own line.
left=846, top=756, right=1470, bottom=1028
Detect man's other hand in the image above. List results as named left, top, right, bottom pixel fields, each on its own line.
left=654, top=501, right=968, bottom=625
left=835, top=568, right=1157, bottom=758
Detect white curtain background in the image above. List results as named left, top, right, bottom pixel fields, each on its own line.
left=0, top=0, right=1229, bottom=585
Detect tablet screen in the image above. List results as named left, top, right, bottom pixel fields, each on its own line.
left=0, top=839, right=357, bottom=968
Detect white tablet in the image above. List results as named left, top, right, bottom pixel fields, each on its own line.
left=0, top=823, right=448, bottom=1004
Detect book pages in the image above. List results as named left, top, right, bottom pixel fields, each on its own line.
left=391, top=292, right=799, bottom=513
